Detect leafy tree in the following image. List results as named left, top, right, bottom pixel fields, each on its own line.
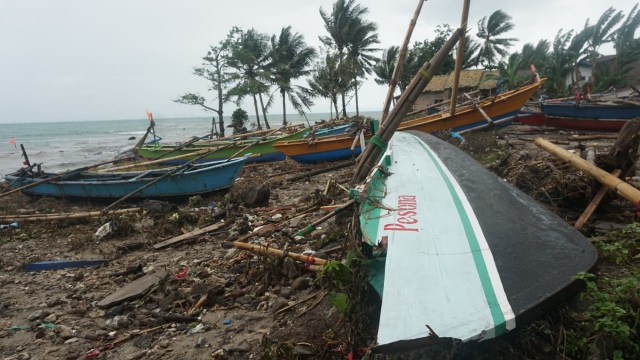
left=520, top=40, right=550, bottom=73
left=344, top=10, right=379, bottom=118
left=475, top=10, right=518, bottom=69
left=612, top=4, right=640, bottom=86
left=320, top=0, right=378, bottom=117
left=269, top=26, right=316, bottom=125
left=309, top=52, right=349, bottom=118
left=497, top=53, right=527, bottom=89
left=372, top=46, right=399, bottom=88
left=541, top=29, right=575, bottom=97
left=578, top=7, right=623, bottom=87
left=227, top=27, right=272, bottom=130
left=175, top=39, right=234, bottom=137
left=230, top=108, right=248, bottom=134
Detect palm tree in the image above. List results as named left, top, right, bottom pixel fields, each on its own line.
left=345, top=15, right=379, bottom=118
left=520, top=40, right=550, bottom=74
left=475, top=10, right=518, bottom=69
left=320, top=0, right=375, bottom=117
left=372, top=46, right=399, bottom=88
left=579, top=7, right=623, bottom=87
left=269, top=26, right=317, bottom=126
left=542, top=29, right=575, bottom=97
left=227, top=27, right=272, bottom=130
left=309, top=53, right=347, bottom=118
left=612, top=4, right=640, bottom=86
left=497, top=53, right=525, bottom=89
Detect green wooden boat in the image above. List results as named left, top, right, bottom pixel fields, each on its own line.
left=136, top=128, right=308, bottom=164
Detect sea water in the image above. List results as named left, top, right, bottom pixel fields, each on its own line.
left=0, top=112, right=380, bottom=176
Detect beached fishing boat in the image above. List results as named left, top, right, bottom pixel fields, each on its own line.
left=304, top=123, right=355, bottom=138
left=273, top=133, right=370, bottom=164
left=3, top=157, right=247, bottom=199
left=356, top=131, right=597, bottom=352
left=538, top=99, right=638, bottom=131
left=399, top=80, right=544, bottom=134
left=135, top=127, right=308, bottom=164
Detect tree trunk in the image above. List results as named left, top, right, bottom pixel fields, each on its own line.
left=252, top=94, right=263, bottom=130
left=216, top=67, right=225, bottom=137
left=332, top=94, right=339, bottom=120
left=258, top=93, right=270, bottom=129
left=354, top=78, right=360, bottom=119
left=281, top=88, right=287, bottom=126
left=210, top=115, right=217, bottom=138
left=341, top=92, right=347, bottom=119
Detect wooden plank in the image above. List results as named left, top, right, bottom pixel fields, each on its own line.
left=97, top=270, right=167, bottom=308
left=153, top=222, right=225, bottom=249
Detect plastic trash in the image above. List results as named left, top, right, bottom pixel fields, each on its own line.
left=0, top=222, right=19, bottom=230
left=93, top=221, right=116, bottom=240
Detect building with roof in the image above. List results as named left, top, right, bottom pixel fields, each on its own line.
left=411, top=69, right=499, bottom=112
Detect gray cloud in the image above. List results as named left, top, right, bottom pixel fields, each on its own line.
left=0, top=0, right=636, bottom=123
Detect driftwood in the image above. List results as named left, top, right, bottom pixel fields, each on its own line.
left=534, top=138, right=640, bottom=205
left=0, top=208, right=142, bottom=222
left=604, top=118, right=640, bottom=172
left=295, top=199, right=355, bottom=237
left=224, top=241, right=327, bottom=269
left=284, top=160, right=355, bottom=183
left=153, top=222, right=227, bottom=249
left=574, top=169, right=623, bottom=230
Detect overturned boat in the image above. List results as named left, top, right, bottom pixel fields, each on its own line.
left=355, top=131, right=597, bottom=352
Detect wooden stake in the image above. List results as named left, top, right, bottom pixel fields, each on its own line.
left=295, top=199, right=355, bottom=237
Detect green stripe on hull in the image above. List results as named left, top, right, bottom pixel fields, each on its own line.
left=416, top=140, right=507, bottom=336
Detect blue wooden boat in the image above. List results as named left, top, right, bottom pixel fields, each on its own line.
left=356, top=131, right=597, bottom=352
left=540, top=99, right=640, bottom=131
left=304, top=123, right=355, bottom=138
left=3, top=157, right=247, bottom=199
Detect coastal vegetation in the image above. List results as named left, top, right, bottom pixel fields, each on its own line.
left=175, top=1, right=640, bottom=135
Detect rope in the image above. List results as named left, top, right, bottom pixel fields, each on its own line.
left=418, top=68, right=433, bottom=80
left=369, top=135, right=388, bottom=153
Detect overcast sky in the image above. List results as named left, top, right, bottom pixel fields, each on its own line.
left=0, top=0, right=637, bottom=124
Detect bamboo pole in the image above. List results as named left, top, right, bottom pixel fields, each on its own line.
left=462, top=92, right=493, bottom=124
left=449, top=0, right=471, bottom=116
left=283, top=160, right=355, bottom=183
left=0, top=156, right=137, bottom=199
left=353, top=28, right=463, bottom=182
left=534, top=138, right=640, bottom=205
left=224, top=241, right=327, bottom=267
left=103, top=148, right=231, bottom=212
left=100, top=143, right=234, bottom=172
left=380, top=0, right=428, bottom=124
left=295, top=199, right=355, bottom=237
left=224, top=125, right=287, bottom=161
left=0, top=208, right=142, bottom=222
